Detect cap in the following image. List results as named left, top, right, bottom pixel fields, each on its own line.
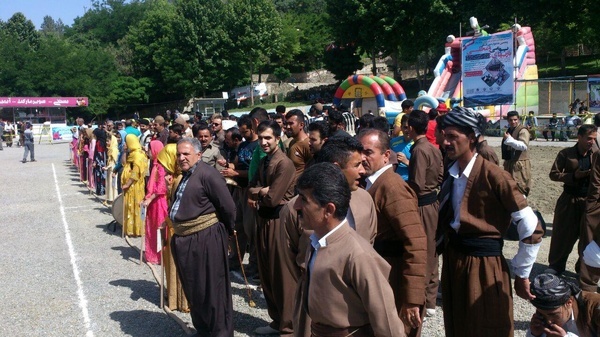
left=437, top=102, right=449, bottom=112
left=175, top=117, right=186, bottom=126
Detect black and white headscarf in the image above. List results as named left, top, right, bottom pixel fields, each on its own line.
left=443, top=106, right=483, bottom=137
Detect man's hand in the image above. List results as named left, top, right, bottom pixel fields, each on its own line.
left=400, top=305, right=421, bottom=329
left=529, top=313, right=546, bottom=337
left=543, top=322, right=567, bottom=337
left=397, top=153, right=408, bottom=165
left=220, top=168, right=238, bottom=178
left=216, top=158, right=227, bottom=167
left=574, top=168, right=590, bottom=179
left=503, top=131, right=511, bottom=140
left=515, top=276, right=535, bottom=300
left=247, top=198, right=257, bottom=209
left=258, top=187, right=270, bottom=197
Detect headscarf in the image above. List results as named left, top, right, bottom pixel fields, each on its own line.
left=530, top=273, right=580, bottom=310
left=125, top=134, right=146, bottom=165
left=443, top=106, right=483, bottom=137
left=146, top=140, right=165, bottom=197
left=118, top=130, right=127, bottom=149
left=157, top=143, right=179, bottom=175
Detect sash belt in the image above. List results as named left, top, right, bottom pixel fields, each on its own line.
left=172, top=212, right=218, bottom=236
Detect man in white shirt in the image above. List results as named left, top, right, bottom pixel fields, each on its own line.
left=358, top=128, right=427, bottom=337
left=294, top=162, right=405, bottom=337
left=438, top=107, right=544, bottom=337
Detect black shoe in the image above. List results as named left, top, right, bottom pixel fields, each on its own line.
left=31, top=159, right=36, bottom=162
left=21, top=160, right=26, bottom=163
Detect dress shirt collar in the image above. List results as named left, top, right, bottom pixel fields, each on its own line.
left=310, top=219, right=348, bottom=249
left=365, top=164, right=393, bottom=190
left=448, top=153, right=478, bottom=179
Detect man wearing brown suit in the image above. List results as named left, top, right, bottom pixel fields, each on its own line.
left=547, top=124, right=597, bottom=276
left=358, top=128, right=427, bottom=336
left=439, top=107, right=543, bottom=337
left=248, top=120, right=296, bottom=335
left=407, top=110, right=444, bottom=319
left=294, top=163, right=405, bottom=337
left=278, top=136, right=378, bottom=337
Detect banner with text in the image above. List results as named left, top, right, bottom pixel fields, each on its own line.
left=0, top=97, right=88, bottom=108
left=588, top=75, right=600, bottom=112
left=462, top=32, right=514, bottom=107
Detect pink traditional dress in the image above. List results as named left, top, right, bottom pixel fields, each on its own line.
left=87, top=137, right=96, bottom=190
left=144, top=140, right=167, bottom=264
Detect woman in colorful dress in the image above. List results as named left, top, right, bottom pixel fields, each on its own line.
left=93, top=126, right=108, bottom=196
left=121, top=134, right=148, bottom=237
left=141, top=140, right=166, bottom=264
left=104, top=130, right=120, bottom=205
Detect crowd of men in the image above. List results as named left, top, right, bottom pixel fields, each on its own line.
left=67, top=103, right=600, bottom=337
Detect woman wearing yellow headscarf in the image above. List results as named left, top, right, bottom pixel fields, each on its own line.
left=156, top=143, right=189, bottom=312
left=121, top=134, right=148, bottom=237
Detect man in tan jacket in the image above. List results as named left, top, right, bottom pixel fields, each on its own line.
left=278, top=136, right=378, bottom=337
left=294, top=162, right=405, bottom=337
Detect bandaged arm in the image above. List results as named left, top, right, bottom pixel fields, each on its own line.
left=510, top=206, right=541, bottom=278
left=505, top=134, right=528, bottom=151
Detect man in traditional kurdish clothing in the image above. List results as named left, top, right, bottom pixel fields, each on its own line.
left=475, top=113, right=500, bottom=165
left=170, top=138, right=235, bottom=337
left=357, top=128, right=427, bottom=337
left=406, top=110, right=444, bottom=320
left=294, top=163, right=406, bottom=337
left=285, top=109, right=312, bottom=177
left=581, top=147, right=600, bottom=292
left=547, top=125, right=597, bottom=276
left=248, top=120, right=296, bottom=336
left=502, top=110, right=532, bottom=196
left=527, top=273, right=600, bottom=337
left=278, top=136, right=378, bottom=337
left=439, top=107, right=544, bottom=337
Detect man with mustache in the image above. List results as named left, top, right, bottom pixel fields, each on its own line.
left=293, top=163, right=405, bottom=337
left=358, top=128, right=427, bottom=337
left=169, top=138, right=236, bottom=337
left=248, top=120, right=296, bottom=336
left=278, top=136, right=378, bottom=337
left=547, top=124, right=597, bottom=277
left=438, top=107, right=544, bottom=337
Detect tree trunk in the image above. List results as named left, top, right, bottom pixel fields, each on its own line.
left=250, top=59, right=255, bottom=107
left=371, top=49, right=378, bottom=75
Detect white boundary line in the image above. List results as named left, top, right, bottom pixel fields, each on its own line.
left=52, top=164, right=95, bottom=337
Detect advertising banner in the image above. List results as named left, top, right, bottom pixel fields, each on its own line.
left=588, top=75, right=600, bottom=112
left=462, top=32, right=514, bottom=107
left=0, top=97, right=88, bottom=108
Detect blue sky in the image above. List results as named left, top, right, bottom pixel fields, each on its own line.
left=0, top=0, right=93, bottom=29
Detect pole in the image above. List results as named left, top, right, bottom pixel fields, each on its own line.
left=549, top=82, right=552, bottom=114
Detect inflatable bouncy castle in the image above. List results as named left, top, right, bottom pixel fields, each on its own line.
left=428, top=18, right=538, bottom=121
left=333, top=75, right=408, bottom=124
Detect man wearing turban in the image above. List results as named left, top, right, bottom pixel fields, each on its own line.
left=527, top=273, right=600, bottom=337
left=438, top=107, right=545, bottom=337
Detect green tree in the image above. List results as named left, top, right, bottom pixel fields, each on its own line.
left=226, top=0, right=283, bottom=105
left=123, top=0, right=180, bottom=101
left=273, top=67, right=291, bottom=84
left=2, top=12, right=39, bottom=49
left=322, top=43, right=363, bottom=82
left=40, top=16, right=65, bottom=37
left=160, top=0, right=234, bottom=98
left=67, top=0, right=150, bottom=46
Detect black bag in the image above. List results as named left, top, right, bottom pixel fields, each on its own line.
left=257, top=205, right=283, bottom=220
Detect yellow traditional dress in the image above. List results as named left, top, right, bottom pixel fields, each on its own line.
left=157, top=143, right=190, bottom=312
left=105, top=133, right=120, bottom=203
left=121, top=134, right=148, bottom=237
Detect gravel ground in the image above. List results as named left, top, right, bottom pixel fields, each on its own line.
left=0, top=137, right=589, bottom=337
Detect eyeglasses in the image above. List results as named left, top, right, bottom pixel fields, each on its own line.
left=213, top=123, right=221, bottom=126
